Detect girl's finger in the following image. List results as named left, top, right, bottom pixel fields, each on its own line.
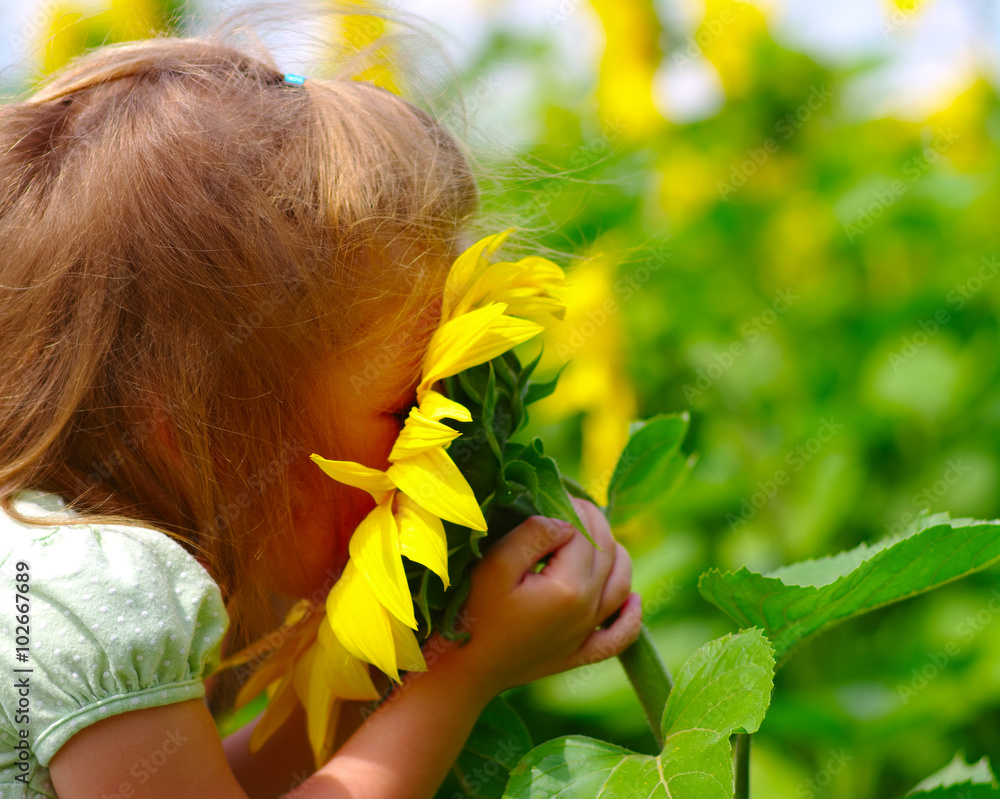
left=480, top=515, right=577, bottom=587
left=570, top=497, right=614, bottom=558
left=535, top=519, right=597, bottom=585
left=594, top=543, right=632, bottom=623
left=571, top=592, right=643, bottom=668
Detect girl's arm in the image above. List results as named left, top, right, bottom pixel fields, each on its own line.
left=49, top=501, right=641, bottom=799
left=222, top=703, right=317, bottom=798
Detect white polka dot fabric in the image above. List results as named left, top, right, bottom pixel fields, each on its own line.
left=0, top=492, right=229, bottom=797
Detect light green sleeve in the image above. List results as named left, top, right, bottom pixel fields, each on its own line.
left=0, top=492, right=229, bottom=795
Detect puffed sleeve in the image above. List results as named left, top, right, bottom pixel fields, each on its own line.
left=0, top=497, right=229, bottom=772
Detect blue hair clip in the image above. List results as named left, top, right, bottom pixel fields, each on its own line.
left=283, top=74, right=307, bottom=86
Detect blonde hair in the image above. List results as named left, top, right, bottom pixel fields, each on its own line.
left=0, top=35, right=478, bottom=678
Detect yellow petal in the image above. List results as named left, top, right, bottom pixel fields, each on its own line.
left=450, top=254, right=566, bottom=319
left=450, top=261, right=529, bottom=318
left=219, top=599, right=314, bottom=672
left=232, top=612, right=323, bottom=709
left=327, top=561, right=400, bottom=681
left=441, top=230, right=513, bottom=320
left=232, top=646, right=295, bottom=709
left=293, top=644, right=325, bottom=723
left=389, top=614, right=427, bottom=673
left=415, top=390, right=473, bottom=423
left=317, top=617, right=380, bottom=701
left=348, top=501, right=416, bottom=629
left=293, top=643, right=339, bottom=769
left=310, top=455, right=394, bottom=502
left=419, top=303, right=544, bottom=392
left=388, top=408, right=461, bottom=461
left=511, top=255, right=566, bottom=288
left=386, top=447, right=487, bottom=531
left=395, top=493, right=449, bottom=588
left=248, top=670, right=299, bottom=753
left=502, top=294, right=568, bottom=320
left=312, top=698, right=343, bottom=769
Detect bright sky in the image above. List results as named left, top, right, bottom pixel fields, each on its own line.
left=0, top=0, right=996, bottom=125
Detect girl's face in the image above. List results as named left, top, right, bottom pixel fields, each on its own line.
left=266, top=301, right=436, bottom=601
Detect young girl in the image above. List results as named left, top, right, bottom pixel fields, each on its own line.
left=0, top=33, right=641, bottom=799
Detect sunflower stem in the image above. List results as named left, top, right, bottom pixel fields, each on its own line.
left=617, top=624, right=672, bottom=750
left=734, top=733, right=751, bottom=798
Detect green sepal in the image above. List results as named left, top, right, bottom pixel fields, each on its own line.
left=513, top=441, right=591, bottom=544
left=441, top=573, right=473, bottom=643
left=523, top=364, right=565, bottom=407
left=481, top=363, right=504, bottom=465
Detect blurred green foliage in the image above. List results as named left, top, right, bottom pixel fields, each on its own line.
left=471, top=3, right=1000, bottom=798
left=20, top=0, right=1000, bottom=796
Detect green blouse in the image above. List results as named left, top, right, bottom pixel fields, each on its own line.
left=0, top=492, right=228, bottom=798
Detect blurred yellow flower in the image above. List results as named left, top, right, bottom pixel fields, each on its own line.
left=590, top=0, right=664, bottom=139
left=39, top=1, right=162, bottom=76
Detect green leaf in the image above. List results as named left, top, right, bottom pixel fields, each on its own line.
left=606, top=413, right=693, bottom=525
left=503, top=460, right=540, bottom=498
left=451, top=696, right=533, bottom=799
left=699, top=514, right=1000, bottom=665
left=515, top=443, right=591, bottom=544
left=907, top=754, right=998, bottom=795
left=214, top=689, right=268, bottom=738
left=906, top=787, right=1000, bottom=798
left=560, top=474, right=599, bottom=505
left=503, top=629, right=775, bottom=799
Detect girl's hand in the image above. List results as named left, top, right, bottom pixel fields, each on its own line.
left=440, top=498, right=642, bottom=698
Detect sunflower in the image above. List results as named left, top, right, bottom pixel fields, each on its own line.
left=223, top=230, right=566, bottom=767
